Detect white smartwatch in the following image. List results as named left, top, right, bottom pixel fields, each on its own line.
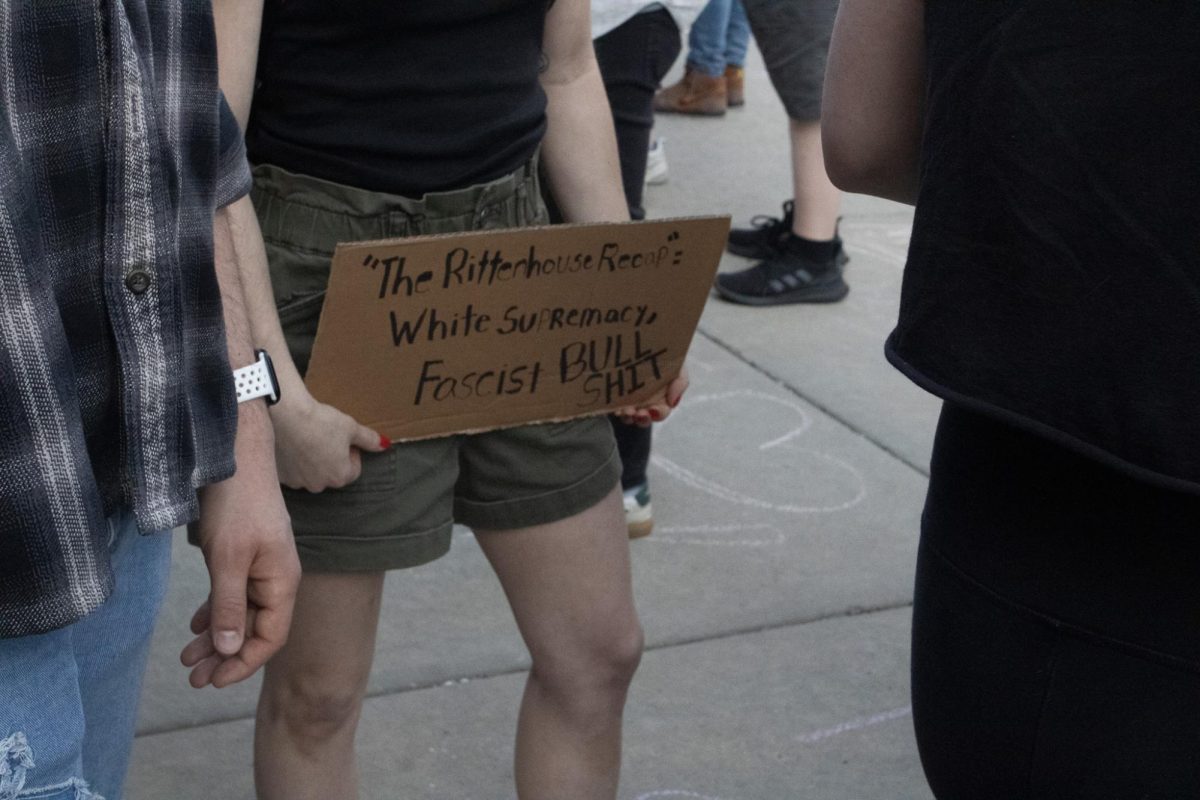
left=234, top=349, right=281, bottom=405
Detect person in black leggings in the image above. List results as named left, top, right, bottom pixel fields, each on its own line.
left=596, top=7, right=683, bottom=537
left=594, top=7, right=683, bottom=223
left=914, top=404, right=1200, bottom=797
left=822, top=1, right=1200, bottom=796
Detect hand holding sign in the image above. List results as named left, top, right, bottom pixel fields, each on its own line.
left=616, top=365, right=690, bottom=428
left=270, top=392, right=389, bottom=492
left=304, top=217, right=730, bottom=441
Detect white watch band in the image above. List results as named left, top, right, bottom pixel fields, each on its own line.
left=234, top=351, right=279, bottom=405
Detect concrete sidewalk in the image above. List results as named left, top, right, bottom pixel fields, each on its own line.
left=127, top=46, right=938, bottom=800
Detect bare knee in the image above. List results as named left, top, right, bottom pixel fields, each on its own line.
left=260, top=672, right=366, bottom=749
left=603, top=623, right=645, bottom=688
left=532, top=621, right=645, bottom=715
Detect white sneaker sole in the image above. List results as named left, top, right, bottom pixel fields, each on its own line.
left=625, top=501, right=653, bottom=539
left=627, top=518, right=654, bottom=539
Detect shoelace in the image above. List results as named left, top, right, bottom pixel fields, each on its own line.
left=747, top=200, right=795, bottom=235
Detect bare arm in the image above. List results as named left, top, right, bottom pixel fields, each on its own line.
left=821, top=0, right=926, bottom=205
left=212, top=0, right=264, bottom=129
left=539, top=0, right=688, bottom=421
left=184, top=207, right=300, bottom=689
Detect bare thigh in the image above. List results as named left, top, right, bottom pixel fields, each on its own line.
left=473, top=488, right=640, bottom=670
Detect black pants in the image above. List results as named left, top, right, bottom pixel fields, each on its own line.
left=913, top=404, right=1200, bottom=799
left=592, top=9, right=681, bottom=489
left=594, top=7, right=682, bottom=221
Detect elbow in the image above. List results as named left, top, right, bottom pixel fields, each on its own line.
left=825, top=157, right=902, bottom=198
left=822, top=129, right=919, bottom=204
left=822, top=129, right=893, bottom=194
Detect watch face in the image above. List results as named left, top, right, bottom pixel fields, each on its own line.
left=257, top=349, right=281, bottom=405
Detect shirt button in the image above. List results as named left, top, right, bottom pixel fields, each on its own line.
left=125, top=269, right=152, bottom=295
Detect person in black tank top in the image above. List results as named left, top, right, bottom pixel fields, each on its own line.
left=212, top=2, right=689, bottom=797
left=823, top=1, right=1200, bottom=797
left=247, top=0, right=550, bottom=198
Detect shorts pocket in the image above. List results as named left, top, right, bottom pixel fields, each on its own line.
left=264, top=232, right=335, bottom=376
left=276, top=290, right=327, bottom=377
left=265, top=237, right=332, bottom=292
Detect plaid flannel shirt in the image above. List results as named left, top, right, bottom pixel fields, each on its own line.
left=0, top=0, right=252, bottom=637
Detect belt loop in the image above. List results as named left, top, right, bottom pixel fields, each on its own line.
left=388, top=209, right=416, bottom=238
left=527, top=144, right=542, bottom=181
left=526, top=149, right=544, bottom=225
left=517, top=177, right=536, bottom=227
left=474, top=186, right=499, bottom=230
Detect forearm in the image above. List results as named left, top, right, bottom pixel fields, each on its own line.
left=213, top=206, right=277, bottom=453
left=821, top=0, right=925, bottom=205
left=215, top=197, right=308, bottom=405
left=211, top=1, right=307, bottom=407
left=541, top=66, right=629, bottom=223
left=188, top=212, right=298, bottom=683
left=212, top=0, right=265, bottom=129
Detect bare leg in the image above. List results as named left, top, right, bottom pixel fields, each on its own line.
left=790, top=118, right=842, bottom=240
left=473, top=487, right=642, bottom=800
left=254, top=571, right=385, bottom=800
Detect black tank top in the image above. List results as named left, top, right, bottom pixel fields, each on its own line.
left=246, top=0, right=548, bottom=198
left=889, top=0, right=1200, bottom=492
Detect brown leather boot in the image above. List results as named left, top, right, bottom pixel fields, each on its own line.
left=654, top=68, right=728, bottom=116
left=725, top=64, right=746, bottom=107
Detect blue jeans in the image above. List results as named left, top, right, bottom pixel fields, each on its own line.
left=0, top=512, right=171, bottom=800
left=687, top=0, right=751, bottom=76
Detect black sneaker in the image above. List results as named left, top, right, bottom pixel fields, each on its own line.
left=727, top=200, right=795, bottom=259
left=728, top=202, right=851, bottom=269
left=714, top=239, right=849, bottom=305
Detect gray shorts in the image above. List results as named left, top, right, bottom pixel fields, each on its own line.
left=742, top=0, right=839, bottom=122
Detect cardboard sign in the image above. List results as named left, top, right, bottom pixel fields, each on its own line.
left=304, top=216, right=731, bottom=441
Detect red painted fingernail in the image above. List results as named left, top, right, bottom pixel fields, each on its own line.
left=669, top=396, right=681, bottom=409
left=379, top=435, right=392, bottom=449
left=649, top=409, right=663, bottom=421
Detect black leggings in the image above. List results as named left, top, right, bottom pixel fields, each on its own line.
left=593, top=9, right=681, bottom=489
left=914, top=404, right=1200, bottom=799
left=593, top=8, right=682, bottom=221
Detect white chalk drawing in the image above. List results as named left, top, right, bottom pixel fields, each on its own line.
left=631, top=707, right=912, bottom=800
left=795, top=706, right=912, bottom=745
left=652, top=446, right=866, bottom=515
left=758, top=426, right=806, bottom=451
left=841, top=222, right=912, bottom=269
left=655, top=389, right=809, bottom=433
left=651, top=523, right=785, bottom=548
left=652, top=390, right=866, bottom=516
left=843, top=220, right=912, bottom=241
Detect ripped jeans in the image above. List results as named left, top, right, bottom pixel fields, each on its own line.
left=0, top=511, right=171, bottom=800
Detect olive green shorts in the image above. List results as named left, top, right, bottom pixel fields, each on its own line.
left=251, top=161, right=621, bottom=573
